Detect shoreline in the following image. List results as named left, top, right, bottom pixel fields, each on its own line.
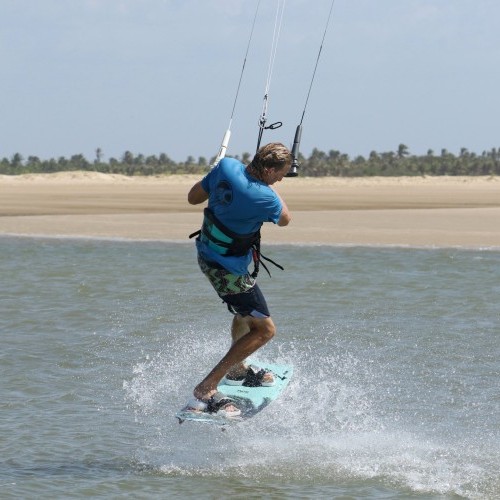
left=1, top=173, right=499, bottom=248
left=2, top=233, right=499, bottom=252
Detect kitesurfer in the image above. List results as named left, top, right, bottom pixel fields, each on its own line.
left=186, top=142, right=292, bottom=416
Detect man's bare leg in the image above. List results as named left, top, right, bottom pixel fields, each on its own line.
left=231, top=314, right=251, bottom=343
left=193, top=315, right=275, bottom=401
left=225, top=315, right=275, bottom=383
left=225, top=315, right=251, bottom=378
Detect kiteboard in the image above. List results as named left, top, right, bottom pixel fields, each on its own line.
left=176, top=362, right=293, bottom=426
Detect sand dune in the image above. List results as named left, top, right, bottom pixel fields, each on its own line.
left=1, top=172, right=499, bottom=247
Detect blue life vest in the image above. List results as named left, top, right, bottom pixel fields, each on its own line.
left=189, top=208, right=282, bottom=278
left=199, top=207, right=261, bottom=257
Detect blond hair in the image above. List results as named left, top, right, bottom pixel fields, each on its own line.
left=250, top=142, right=292, bottom=175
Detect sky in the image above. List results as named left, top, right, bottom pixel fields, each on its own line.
left=1, top=0, right=499, bottom=163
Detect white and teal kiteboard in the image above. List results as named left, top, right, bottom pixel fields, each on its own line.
left=176, top=362, right=293, bottom=426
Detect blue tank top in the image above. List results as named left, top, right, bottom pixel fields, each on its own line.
left=196, top=157, right=282, bottom=275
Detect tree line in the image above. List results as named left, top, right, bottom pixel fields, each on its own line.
left=1, top=144, right=500, bottom=177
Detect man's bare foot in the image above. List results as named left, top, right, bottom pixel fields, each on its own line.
left=193, top=387, right=216, bottom=401
left=189, top=390, right=240, bottom=416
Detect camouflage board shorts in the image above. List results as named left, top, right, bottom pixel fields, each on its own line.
left=197, top=254, right=270, bottom=318
left=197, top=254, right=255, bottom=296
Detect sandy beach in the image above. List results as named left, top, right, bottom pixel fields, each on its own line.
left=1, top=172, right=499, bottom=248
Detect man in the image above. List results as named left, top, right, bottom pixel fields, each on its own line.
left=186, top=142, right=292, bottom=417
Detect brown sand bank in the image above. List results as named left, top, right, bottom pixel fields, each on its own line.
left=1, top=173, right=499, bottom=247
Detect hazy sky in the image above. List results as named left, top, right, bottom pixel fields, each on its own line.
left=1, top=0, right=499, bottom=163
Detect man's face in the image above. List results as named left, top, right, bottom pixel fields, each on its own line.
left=265, top=164, right=291, bottom=185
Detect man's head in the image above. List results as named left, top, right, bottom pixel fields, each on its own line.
left=249, top=142, right=292, bottom=185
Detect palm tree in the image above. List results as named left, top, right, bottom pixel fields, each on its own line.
left=70, top=154, right=89, bottom=170
left=397, top=143, right=409, bottom=159
left=11, top=153, right=23, bottom=168
left=95, top=147, right=103, bottom=163
left=122, top=151, right=134, bottom=165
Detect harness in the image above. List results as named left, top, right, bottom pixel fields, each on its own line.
left=189, top=207, right=283, bottom=278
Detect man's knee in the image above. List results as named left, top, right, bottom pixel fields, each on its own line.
left=252, top=317, right=275, bottom=343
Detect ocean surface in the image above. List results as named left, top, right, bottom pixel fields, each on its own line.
left=1, top=236, right=499, bottom=499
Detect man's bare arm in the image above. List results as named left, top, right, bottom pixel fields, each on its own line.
left=188, top=181, right=209, bottom=205
left=274, top=189, right=291, bottom=226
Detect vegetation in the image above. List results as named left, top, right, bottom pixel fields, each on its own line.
left=1, top=144, right=499, bottom=176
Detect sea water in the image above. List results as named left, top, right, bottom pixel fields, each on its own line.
left=1, top=236, right=499, bottom=499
